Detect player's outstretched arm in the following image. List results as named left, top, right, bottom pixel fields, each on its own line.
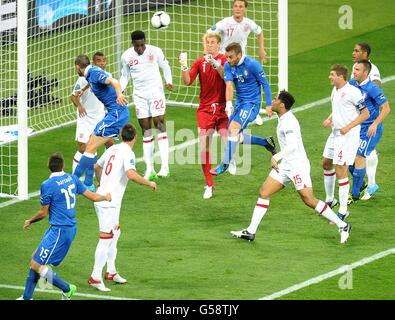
left=83, top=189, right=112, bottom=202
left=340, top=107, right=370, bottom=135
left=23, top=205, right=49, bottom=230
left=257, top=32, right=267, bottom=64
left=127, top=169, right=157, bottom=191
left=105, top=77, right=128, bottom=106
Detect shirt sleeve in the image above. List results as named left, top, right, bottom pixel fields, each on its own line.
left=369, top=84, right=388, bottom=106
left=247, top=18, right=262, bottom=36
left=123, top=149, right=136, bottom=172
left=120, top=54, right=130, bottom=92
left=72, top=77, right=88, bottom=96
left=209, top=19, right=225, bottom=34
left=72, top=175, right=87, bottom=195
left=223, top=62, right=233, bottom=83
left=252, top=61, right=272, bottom=106
left=156, top=47, right=173, bottom=85
left=370, top=64, right=381, bottom=83
left=353, top=90, right=367, bottom=112
left=39, top=181, right=52, bottom=206
left=96, top=151, right=107, bottom=168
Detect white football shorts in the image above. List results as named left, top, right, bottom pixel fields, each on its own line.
left=75, top=113, right=105, bottom=143
left=133, top=91, right=166, bottom=119
left=322, top=128, right=360, bottom=165
left=269, top=161, right=312, bottom=191
left=94, top=204, right=120, bottom=234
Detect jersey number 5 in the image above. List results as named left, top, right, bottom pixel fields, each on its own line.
left=105, top=155, right=116, bottom=175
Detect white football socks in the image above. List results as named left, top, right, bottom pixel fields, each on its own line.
left=324, top=169, right=336, bottom=202
left=247, top=198, right=270, bottom=234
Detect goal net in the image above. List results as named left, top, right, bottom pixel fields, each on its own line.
left=0, top=0, right=286, bottom=199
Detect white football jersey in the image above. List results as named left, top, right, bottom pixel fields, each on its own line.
left=274, top=111, right=309, bottom=168
left=120, top=44, right=172, bottom=98
left=72, top=77, right=105, bottom=118
left=331, top=83, right=366, bottom=130
left=95, top=143, right=136, bottom=208
left=209, top=16, right=262, bottom=54
left=351, top=60, right=381, bottom=83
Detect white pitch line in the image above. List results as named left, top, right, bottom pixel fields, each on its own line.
left=1, top=74, right=394, bottom=209
left=0, top=284, right=137, bottom=300
left=260, top=247, right=395, bottom=300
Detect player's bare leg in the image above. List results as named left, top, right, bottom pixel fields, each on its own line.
left=153, top=115, right=169, bottom=177
left=139, top=118, right=157, bottom=181
left=231, top=177, right=283, bottom=241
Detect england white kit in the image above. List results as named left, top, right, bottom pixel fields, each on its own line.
left=351, top=61, right=381, bottom=83
left=323, top=83, right=366, bottom=165
left=270, top=111, right=312, bottom=190
left=72, top=77, right=106, bottom=143
left=209, top=16, right=262, bottom=54
left=120, top=45, right=172, bottom=119
left=94, top=143, right=136, bottom=233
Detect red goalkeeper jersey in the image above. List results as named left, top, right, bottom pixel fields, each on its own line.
left=188, top=54, right=227, bottom=113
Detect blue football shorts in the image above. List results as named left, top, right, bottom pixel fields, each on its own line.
left=33, top=226, right=76, bottom=266
left=229, top=102, right=260, bottom=130
left=94, top=107, right=130, bottom=138
left=357, top=123, right=383, bottom=157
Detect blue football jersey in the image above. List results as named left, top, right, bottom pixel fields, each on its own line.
left=40, top=172, right=87, bottom=226
left=86, top=65, right=125, bottom=111
left=224, top=56, right=272, bottom=106
left=349, top=79, right=387, bottom=127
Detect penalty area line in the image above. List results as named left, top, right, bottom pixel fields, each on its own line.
left=259, top=247, right=395, bottom=300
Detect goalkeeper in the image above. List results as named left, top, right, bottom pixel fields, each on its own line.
left=179, top=32, right=228, bottom=200
left=210, top=42, right=276, bottom=177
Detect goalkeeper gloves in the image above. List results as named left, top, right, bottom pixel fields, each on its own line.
left=204, top=54, right=221, bottom=69
left=225, top=101, right=233, bottom=118
left=179, top=52, right=189, bottom=71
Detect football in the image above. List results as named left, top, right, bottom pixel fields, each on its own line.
left=151, top=11, right=171, bottom=29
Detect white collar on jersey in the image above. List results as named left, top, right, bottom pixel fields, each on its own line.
left=238, top=54, right=246, bottom=66
left=50, top=171, right=66, bottom=178
left=84, top=65, right=93, bottom=77
left=359, top=77, right=370, bottom=86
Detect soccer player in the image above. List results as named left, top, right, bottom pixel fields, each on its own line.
left=350, top=43, right=383, bottom=199
left=120, top=30, right=173, bottom=181
left=209, top=42, right=276, bottom=176
left=71, top=52, right=113, bottom=176
left=349, top=60, right=390, bottom=202
left=179, top=32, right=228, bottom=199
left=19, top=152, right=111, bottom=300
left=322, top=64, right=370, bottom=220
left=73, top=54, right=129, bottom=191
left=230, top=91, right=351, bottom=244
left=208, top=0, right=267, bottom=126
left=88, top=124, right=157, bottom=292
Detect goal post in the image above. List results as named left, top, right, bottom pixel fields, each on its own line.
left=0, top=0, right=288, bottom=199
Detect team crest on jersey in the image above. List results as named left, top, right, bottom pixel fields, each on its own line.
left=148, top=53, right=155, bottom=63
left=244, top=25, right=249, bottom=32
left=341, top=92, right=346, bottom=98
left=244, top=69, right=249, bottom=76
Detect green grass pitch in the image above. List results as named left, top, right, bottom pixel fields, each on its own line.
left=0, top=0, right=394, bottom=300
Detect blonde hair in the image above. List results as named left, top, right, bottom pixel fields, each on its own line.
left=205, top=32, right=222, bottom=44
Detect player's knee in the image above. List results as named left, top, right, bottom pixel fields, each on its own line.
left=322, top=157, right=333, bottom=170
left=258, top=186, right=269, bottom=199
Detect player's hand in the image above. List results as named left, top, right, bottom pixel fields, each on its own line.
left=149, top=181, right=157, bottom=192
left=23, top=219, right=32, bottom=230
left=340, top=125, right=350, bottom=135
left=105, top=193, right=112, bottom=202
left=225, top=101, right=233, bottom=118
left=271, top=157, right=279, bottom=172
left=322, top=118, right=332, bottom=128
left=367, top=123, right=377, bottom=137
left=116, top=94, right=128, bottom=106
left=204, top=54, right=220, bottom=69
left=259, top=48, right=268, bottom=64
left=77, top=105, right=87, bottom=117
left=179, top=52, right=189, bottom=71
left=265, top=106, right=273, bottom=118
left=166, top=83, right=174, bottom=91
